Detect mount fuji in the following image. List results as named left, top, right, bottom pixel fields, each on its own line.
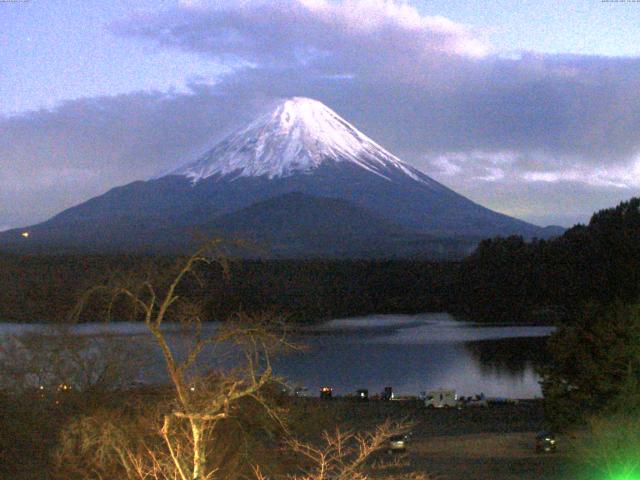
left=0, top=97, right=562, bottom=257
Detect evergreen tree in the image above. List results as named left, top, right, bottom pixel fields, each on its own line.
left=539, top=300, right=640, bottom=428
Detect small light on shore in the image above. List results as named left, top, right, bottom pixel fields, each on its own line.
left=21, top=231, right=30, bottom=238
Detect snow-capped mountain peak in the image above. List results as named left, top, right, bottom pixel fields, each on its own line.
left=168, top=97, right=431, bottom=184
left=1, top=100, right=556, bottom=257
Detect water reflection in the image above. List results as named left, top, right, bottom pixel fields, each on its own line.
left=275, top=314, right=553, bottom=398
left=0, top=314, right=553, bottom=398
left=463, top=336, right=549, bottom=379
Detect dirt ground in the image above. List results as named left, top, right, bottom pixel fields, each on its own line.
left=293, top=398, right=571, bottom=480
left=406, top=431, right=569, bottom=480
left=396, top=402, right=569, bottom=479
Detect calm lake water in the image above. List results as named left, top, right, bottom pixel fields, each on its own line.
left=0, top=313, right=553, bottom=398
left=280, top=313, right=553, bottom=399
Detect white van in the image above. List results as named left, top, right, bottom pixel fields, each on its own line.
left=424, top=389, right=458, bottom=408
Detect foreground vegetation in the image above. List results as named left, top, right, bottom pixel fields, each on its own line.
left=1, top=242, right=417, bottom=480
left=1, top=388, right=562, bottom=480
left=539, top=295, right=640, bottom=477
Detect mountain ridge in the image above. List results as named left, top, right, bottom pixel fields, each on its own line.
left=0, top=97, right=564, bottom=257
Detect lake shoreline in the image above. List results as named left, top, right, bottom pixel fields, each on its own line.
left=1, top=313, right=554, bottom=399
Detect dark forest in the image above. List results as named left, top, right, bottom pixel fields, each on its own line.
left=2, top=197, right=638, bottom=325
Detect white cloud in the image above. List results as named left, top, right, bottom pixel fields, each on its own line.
left=113, top=0, right=491, bottom=74
left=428, top=156, right=462, bottom=176
left=477, top=167, right=505, bottom=182
left=420, top=150, right=640, bottom=224
left=421, top=150, right=517, bottom=182
left=423, top=150, right=640, bottom=189
left=522, top=161, right=640, bottom=189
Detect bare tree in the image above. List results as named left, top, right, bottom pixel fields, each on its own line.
left=54, top=240, right=426, bottom=480
left=0, top=324, right=148, bottom=395
left=254, top=420, right=427, bottom=480
left=72, top=240, right=290, bottom=480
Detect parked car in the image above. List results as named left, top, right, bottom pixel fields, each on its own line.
left=320, top=386, right=333, bottom=399
left=424, top=389, right=458, bottom=408
left=535, top=431, right=557, bottom=453
left=460, top=393, right=488, bottom=408
left=387, top=434, right=408, bottom=454
left=382, top=386, right=394, bottom=401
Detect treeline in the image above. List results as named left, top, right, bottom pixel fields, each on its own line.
left=0, top=254, right=460, bottom=323
left=458, top=197, right=640, bottom=323
left=2, top=197, right=638, bottom=324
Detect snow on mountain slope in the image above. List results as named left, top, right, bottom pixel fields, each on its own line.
left=169, top=97, right=441, bottom=188
left=0, top=96, right=562, bottom=256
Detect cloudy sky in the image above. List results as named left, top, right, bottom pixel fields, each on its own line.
left=2, top=0, right=640, bottom=230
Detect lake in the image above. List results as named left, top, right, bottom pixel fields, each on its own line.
left=0, top=313, right=554, bottom=398
left=279, top=313, right=553, bottom=399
